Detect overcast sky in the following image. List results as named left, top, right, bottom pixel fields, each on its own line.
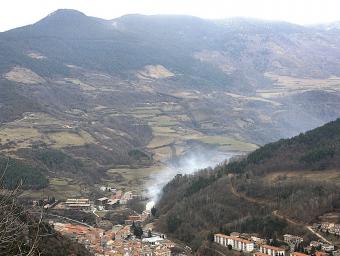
left=1, top=0, right=339, bottom=32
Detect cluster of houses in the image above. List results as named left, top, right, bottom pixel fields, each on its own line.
left=52, top=221, right=173, bottom=256
left=96, top=189, right=136, bottom=210
left=43, top=185, right=179, bottom=255
left=33, top=181, right=185, bottom=255
left=313, top=223, right=340, bottom=236
left=214, top=232, right=339, bottom=256
left=41, top=188, right=136, bottom=212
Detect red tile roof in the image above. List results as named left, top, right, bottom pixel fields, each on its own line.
left=292, top=252, right=308, bottom=256
left=255, top=253, right=271, bottom=256
left=261, top=244, right=285, bottom=251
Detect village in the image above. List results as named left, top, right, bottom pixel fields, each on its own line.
left=32, top=184, right=340, bottom=256
left=33, top=185, right=183, bottom=256
left=214, top=230, right=340, bottom=256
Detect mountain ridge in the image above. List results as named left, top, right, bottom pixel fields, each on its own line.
left=0, top=9, right=340, bottom=200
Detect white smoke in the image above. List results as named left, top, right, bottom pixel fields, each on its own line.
left=146, top=149, right=235, bottom=206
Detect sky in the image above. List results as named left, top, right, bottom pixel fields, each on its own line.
left=1, top=0, right=339, bottom=32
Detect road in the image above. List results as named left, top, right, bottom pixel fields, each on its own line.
left=45, top=213, right=94, bottom=228
left=230, top=181, right=332, bottom=244
left=306, top=226, right=332, bottom=244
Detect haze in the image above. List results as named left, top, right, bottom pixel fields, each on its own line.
left=1, top=0, right=340, bottom=32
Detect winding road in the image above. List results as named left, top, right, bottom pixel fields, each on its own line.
left=229, top=181, right=331, bottom=244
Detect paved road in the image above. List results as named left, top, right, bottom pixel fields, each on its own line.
left=306, top=226, right=332, bottom=244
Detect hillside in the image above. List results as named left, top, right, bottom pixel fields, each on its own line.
left=0, top=187, right=92, bottom=256
left=155, top=119, right=340, bottom=250
left=0, top=10, right=340, bottom=197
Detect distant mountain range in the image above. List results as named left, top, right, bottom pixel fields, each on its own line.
left=2, top=9, right=340, bottom=86
left=0, top=9, right=340, bottom=191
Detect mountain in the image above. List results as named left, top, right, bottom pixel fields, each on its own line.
left=0, top=10, right=340, bottom=196
left=155, top=118, right=340, bottom=251
left=311, top=21, right=340, bottom=31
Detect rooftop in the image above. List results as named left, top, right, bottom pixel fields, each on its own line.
left=261, top=244, right=285, bottom=251
left=292, top=252, right=309, bottom=256
left=215, top=233, right=253, bottom=244
left=97, top=197, right=109, bottom=201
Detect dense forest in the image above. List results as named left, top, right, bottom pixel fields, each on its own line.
left=156, top=118, right=340, bottom=251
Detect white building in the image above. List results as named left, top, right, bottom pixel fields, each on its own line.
left=65, top=198, right=91, bottom=210
left=251, top=236, right=267, bottom=245
left=142, top=236, right=164, bottom=246
left=214, top=234, right=255, bottom=252
left=259, top=244, right=286, bottom=256
left=283, top=234, right=303, bottom=245
left=322, top=244, right=335, bottom=252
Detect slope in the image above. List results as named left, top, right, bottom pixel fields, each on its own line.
left=156, top=118, right=340, bottom=250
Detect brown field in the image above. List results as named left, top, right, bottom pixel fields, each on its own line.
left=4, top=66, right=46, bottom=84
left=20, top=177, right=85, bottom=200
left=105, top=165, right=164, bottom=193
left=265, top=169, right=340, bottom=185
left=258, top=73, right=340, bottom=98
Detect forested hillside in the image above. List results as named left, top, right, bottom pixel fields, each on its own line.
left=156, top=118, right=340, bottom=251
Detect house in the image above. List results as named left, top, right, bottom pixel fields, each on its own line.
left=230, top=232, right=241, bottom=237
left=99, top=186, right=116, bottom=193
left=96, top=197, right=109, bottom=206
left=141, top=245, right=153, bottom=256
left=153, top=245, right=172, bottom=256
left=65, top=198, right=91, bottom=210
left=321, top=223, right=332, bottom=232
left=125, top=215, right=143, bottom=225
left=322, top=244, right=335, bottom=252
left=142, top=236, right=164, bottom=246
left=313, top=223, right=321, bottom=230
left=259, top=244, right=286, bottom=256
left=114, top=225, right=131, bottom=240
left=214, top=233, right=255, bottom=252
left=152, top=232, right=167, bottom=239
left=251, top=236, right=267, bottom=246
left=310, top=241, right=322, bottom=248
left=120, top=191, right=133, bottom=204
left=284, top=234, right=303, bottom=245
left=105, top=199, right=119, bottom=210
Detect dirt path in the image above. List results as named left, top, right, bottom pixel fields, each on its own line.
left=46, top=213, right=94, bottom=228
left=272, top=210, right=301, bottom=226
left=230, top=180, right=271, bottom=205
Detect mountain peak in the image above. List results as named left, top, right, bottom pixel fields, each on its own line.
left=47, top=9, right=86, bottom=18
left=39, top=9, right=89, bottom=25
left=17, top=8, right=114, bottom=39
